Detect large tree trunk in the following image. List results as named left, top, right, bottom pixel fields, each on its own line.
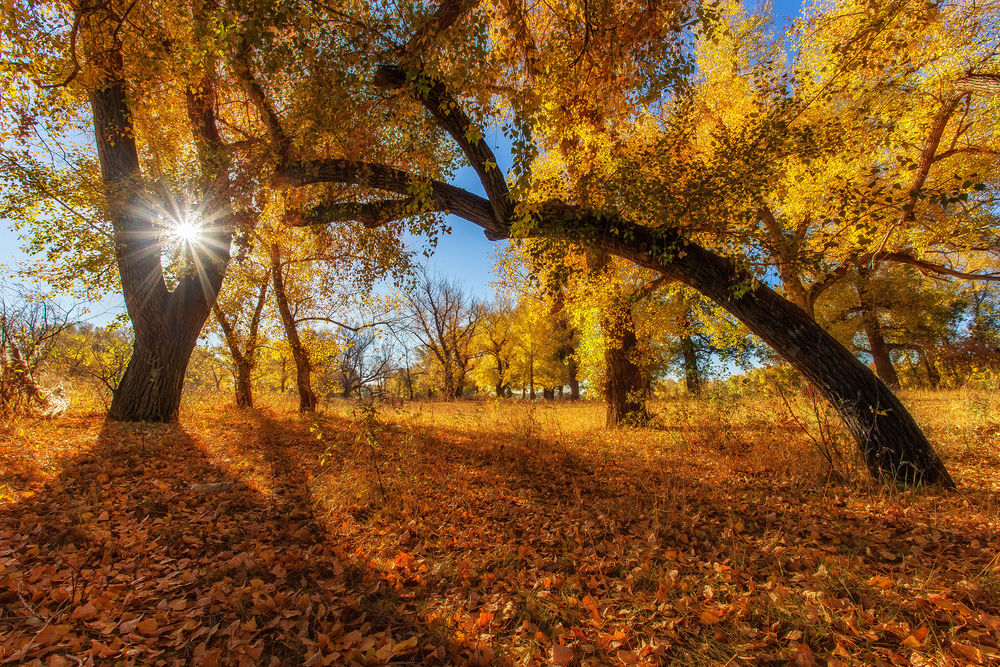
left=575, top=214, right=953, bottom=486
left=270, top=244, right=318, bottom=412
left=680, top=335, right=702, bottom=396
left=90, top=46, right=232, bottom=423
left=603, top=306, right=649, bottom=428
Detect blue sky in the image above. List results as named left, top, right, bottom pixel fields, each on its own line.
left=0, top=0, right=803, bottom=318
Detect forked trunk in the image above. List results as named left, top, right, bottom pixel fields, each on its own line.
left=91, top=49, right=232, bottom=423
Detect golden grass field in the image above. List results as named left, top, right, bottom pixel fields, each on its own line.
left=1, top=390, right=998, bottom=665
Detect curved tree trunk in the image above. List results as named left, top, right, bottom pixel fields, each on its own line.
left=571, top=214, right=953, bottom=486
left=603, top=306, right=649, bottom=427
left=270, top=244, right=318, bottom=413
left=273, top=72, right=956, bottom=486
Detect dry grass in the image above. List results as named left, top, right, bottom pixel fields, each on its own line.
left=0, top=391, right=998, bottom=665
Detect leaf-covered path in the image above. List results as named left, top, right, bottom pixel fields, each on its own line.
left=1, top=400, right=999, bottom=665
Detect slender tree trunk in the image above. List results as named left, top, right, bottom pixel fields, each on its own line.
left=857, top=276, right=900, bottom=389
left=528, top=350, right=535, bottom=399
left=603, top=306, right=648, bottom=427
left=680, top=335, right=702, bottom=396
left=543, top=387, right=554, bottom=400
left=279, top=358, right=289, bottom=393
left=568, top=360, right=581, bottom=401
left=917, top=346, right=941, bottom=389
left=270, top=244, right=318, bottom=412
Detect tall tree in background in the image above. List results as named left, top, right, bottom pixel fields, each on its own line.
left=213, top=260, right=270, bottom=408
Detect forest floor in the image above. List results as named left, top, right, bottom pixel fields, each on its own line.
left=1, top=391, right=999, bottom=666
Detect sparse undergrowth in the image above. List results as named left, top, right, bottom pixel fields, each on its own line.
left=0, top=391, right=998, bottom=665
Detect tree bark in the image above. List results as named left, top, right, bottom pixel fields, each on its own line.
left=234, top=360, right=253, bottom=408
left=603, top=306, right=649, bottom=427
left=89, top=47, right=232, bottom=422
left=680, top=335, right=702, bottom=396
left=270, top=244, right=318, bottom=412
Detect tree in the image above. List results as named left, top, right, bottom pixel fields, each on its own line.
left=404, top=271, right=483, bottom=399
left=268, top=0, right=957, bottom=484
left=82, top=5, right=241, bottom=421
left=471, top=299, right=516, bottom=398
left=212, top=260, right=270, bottom=408
left=0, top=285, right=76, bottom=418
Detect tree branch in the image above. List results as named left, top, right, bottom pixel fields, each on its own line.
left=231, top=40, right=293, bottom=159
left=289, top=198, right=422, bottom=228
left=272, top=158, right=504, bottom=238
left=374, top=65, right=513, bottom=225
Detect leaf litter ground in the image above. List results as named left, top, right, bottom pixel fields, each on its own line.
left=1, top=395, right=998, bottom=665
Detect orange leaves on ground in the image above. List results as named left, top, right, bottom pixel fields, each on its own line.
left=0, top=400, right=999, bottom=665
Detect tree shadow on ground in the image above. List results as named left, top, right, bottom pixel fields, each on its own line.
left=0, top=413, right=475, bottom=665
left=1, top=405, right=998, bottom=666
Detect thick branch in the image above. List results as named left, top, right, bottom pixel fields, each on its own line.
left=273, top=159, right=504, bottom=239
left=880, top=251, right=1000, bottom=282
left=374, top=65, right=513, bottom=225
left=290, top=198, right=421, bottom=228
left=954, top=74, right=1000, bottom=96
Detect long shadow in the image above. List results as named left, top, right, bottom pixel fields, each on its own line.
left=0, top=412, right=471, bottom=665
left=300, top=408, right=1000, bottom=661
left=2, top=407, right=998, bottom=665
